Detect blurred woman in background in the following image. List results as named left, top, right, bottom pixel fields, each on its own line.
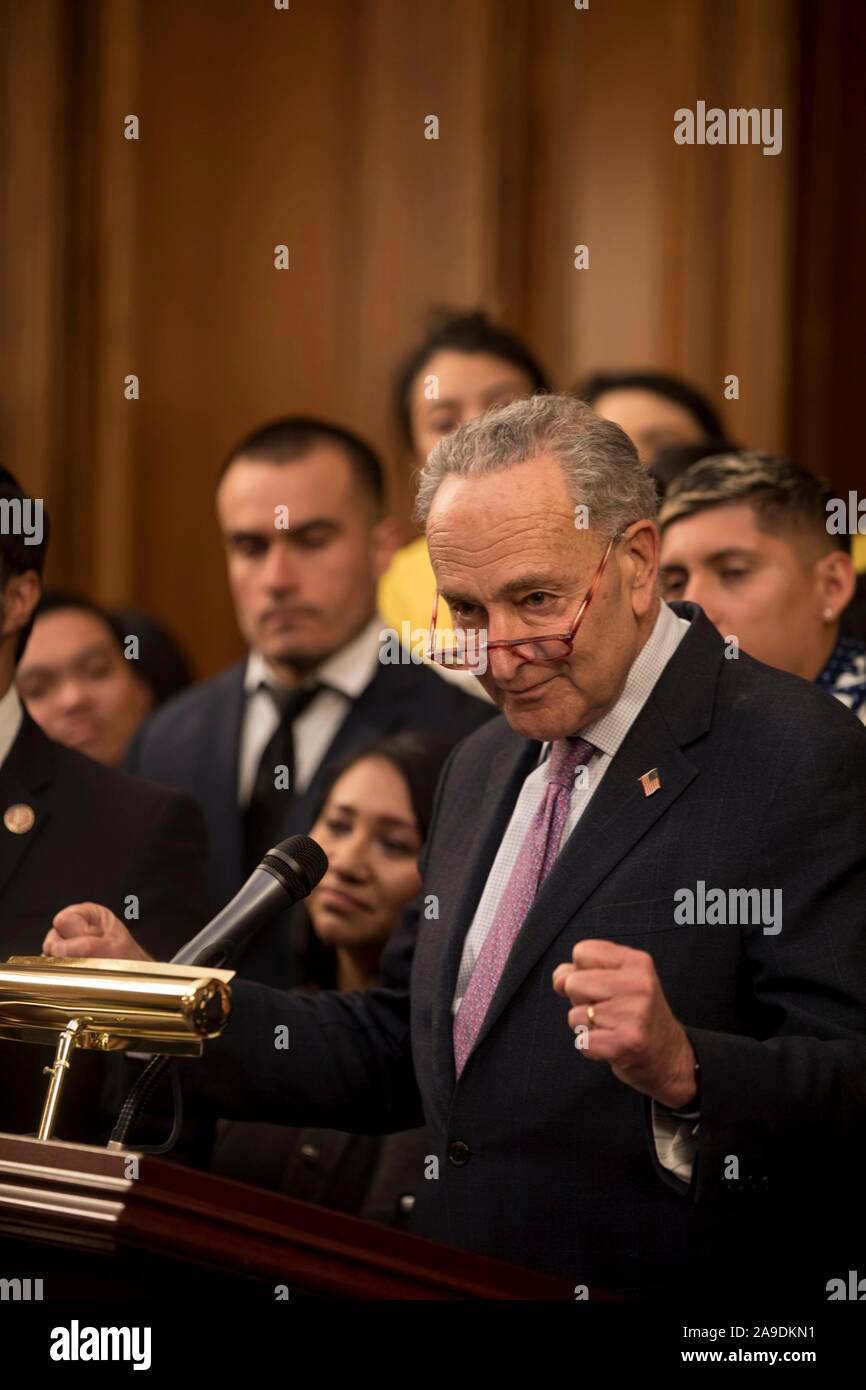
left=207, top=730, right=454, bottom=1227
left=378, top=309, right=550, bottom=646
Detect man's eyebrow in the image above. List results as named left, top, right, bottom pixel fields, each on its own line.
left=661, top=546, right=758, bottom=565
left=441, top=574, right=562, bottom=606
left=289, top=518, right=341, bottom=535
left=226, top=518, right=341, bottom=540
left=703, top=548, right=757, bottom=563
left=224, top=527, right=268, bottom=542
left=71, top=642, right=115, bottom=661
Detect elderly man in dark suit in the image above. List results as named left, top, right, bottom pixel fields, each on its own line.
left=0, top=468, right=208, bottom=1143
left=51, top=396, right=866, bottom=1297
left=126, top=417, right=493, bottom=988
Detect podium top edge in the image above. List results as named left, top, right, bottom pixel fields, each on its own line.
left=3, top=956, right=235, bottom=984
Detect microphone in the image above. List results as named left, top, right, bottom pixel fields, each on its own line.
left=171, top=835, right=328, bottom=969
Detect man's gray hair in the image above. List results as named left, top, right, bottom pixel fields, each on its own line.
left=413, top=392, right=658, bottom=535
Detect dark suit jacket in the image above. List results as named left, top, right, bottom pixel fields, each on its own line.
left=0, top=712, right=209, bottom=1142
left=176, top=606, right=866, bottom=1294
left=126, top=652, right=495, bottom=985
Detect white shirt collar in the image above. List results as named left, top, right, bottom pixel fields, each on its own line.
left=244, top=615, right=384, bottom=701
left=0, top=684, right=24, bottom=769
left=538, top=601, right=690, bottom=765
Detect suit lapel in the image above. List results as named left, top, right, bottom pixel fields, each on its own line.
left=289, top=701, right=385, bottom=835
left=287, top=662, right=430, bottom=832
left=0, top=714, right=54, bottom=902
left=198, top=665, right=246, bottom=898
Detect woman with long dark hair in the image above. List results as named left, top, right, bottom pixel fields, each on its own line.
left=209, top=731, right=454, bottom=1227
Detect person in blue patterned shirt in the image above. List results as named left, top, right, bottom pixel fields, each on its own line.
left=657, top=451, right=866, bottom=724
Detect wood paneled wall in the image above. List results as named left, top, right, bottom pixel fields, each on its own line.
left=1, top=0, right=858, bottom=677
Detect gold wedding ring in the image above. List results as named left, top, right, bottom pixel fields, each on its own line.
left=586, top=1003, right=596, bottom=1030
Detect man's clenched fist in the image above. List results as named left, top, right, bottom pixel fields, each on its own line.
left=552, top=938, right=698, bottom=1110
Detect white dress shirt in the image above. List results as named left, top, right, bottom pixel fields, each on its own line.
left=449, top=601, right=697, bottom=1183
left=237, top=617, right=383, bottom=807
left=0, top=684, right=23, bottom=768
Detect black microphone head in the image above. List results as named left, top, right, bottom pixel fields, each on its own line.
left=261, top=835, right=328, bottom=898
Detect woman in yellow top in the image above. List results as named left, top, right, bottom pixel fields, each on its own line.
left=378, top=310, right=551, bottom=640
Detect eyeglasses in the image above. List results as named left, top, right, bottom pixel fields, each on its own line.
left=426, top=533, right=619, bottom=672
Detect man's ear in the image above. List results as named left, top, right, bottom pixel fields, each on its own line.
left=815, top=549, right=856, bottom=620
left=370, top=514, right=403, bottom=580
left=622, top=520, right=660, bottom=618
left=0, top=570, right=41, bottom=640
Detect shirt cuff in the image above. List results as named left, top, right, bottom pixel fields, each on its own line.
left=651, top=1101, right=700, bottom=1184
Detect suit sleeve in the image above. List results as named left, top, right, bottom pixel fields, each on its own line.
left=174, top=742, right=465, bottom=1134
left=683, top=715, right=866, bottom=1199
left=176, top=909, right=422, bottom=1133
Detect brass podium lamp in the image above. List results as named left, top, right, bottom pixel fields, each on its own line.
left=0, top=957, right=233, bottom=1141
left=0, top=835, right=327, bottom=1146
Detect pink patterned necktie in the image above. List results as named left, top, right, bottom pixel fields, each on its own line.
left=453, top=736, right=595, bottom=1078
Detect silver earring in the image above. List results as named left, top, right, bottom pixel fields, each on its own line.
left=823, top=607, right=834, bottom=622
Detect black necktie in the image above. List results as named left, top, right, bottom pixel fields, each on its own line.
left=244, top=682, right=322, bottom=869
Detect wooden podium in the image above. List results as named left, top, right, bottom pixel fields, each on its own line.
left=0, top=1132, right=572, bottom=1300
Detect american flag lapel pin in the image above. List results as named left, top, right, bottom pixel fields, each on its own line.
left=639, top=767, right=661, bottom=798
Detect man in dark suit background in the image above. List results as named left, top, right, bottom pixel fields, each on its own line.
left=52, top=397, right=866, bottom=1297
left=0, top=468, right=209, bottom=1142
left=126, top=418, right=494, bottom=987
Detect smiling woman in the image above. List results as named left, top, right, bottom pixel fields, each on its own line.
left=302, top=733, right=451, bottom=991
